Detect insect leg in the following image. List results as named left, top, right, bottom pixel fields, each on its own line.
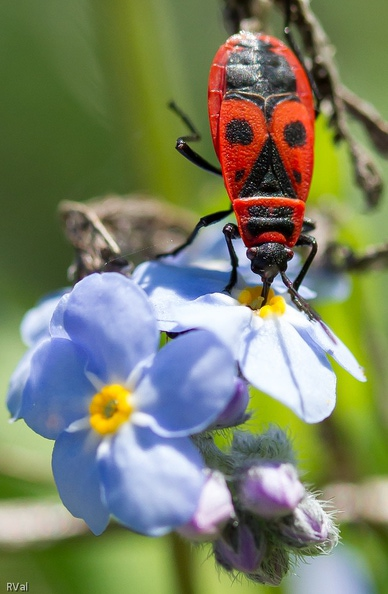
left=223, top=222, right=240, bottom=292
left=159, top=207, right=233, bottom=258
left=169, top=101, right=222, bottom=175
left=293, top=233, right=318, bottom=291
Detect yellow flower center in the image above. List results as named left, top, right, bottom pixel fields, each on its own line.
left=237, top=286, right=286, bottom=318
left=258, top=295, right=286, bottom=318
left=89, top=384, right=133, bottom=435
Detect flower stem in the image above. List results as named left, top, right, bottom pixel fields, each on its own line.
left=170, top=532, right=196, bottom=594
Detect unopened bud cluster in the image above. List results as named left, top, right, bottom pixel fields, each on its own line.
left=179, top=427, right=338, bottom=585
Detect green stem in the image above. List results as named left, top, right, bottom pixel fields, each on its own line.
left=170, top=532, right=196, bottom=594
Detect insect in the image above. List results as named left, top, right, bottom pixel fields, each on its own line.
left=170, top=31, right=318, bottom=313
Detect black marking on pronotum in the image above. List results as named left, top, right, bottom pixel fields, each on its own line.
left=226, top=39, right=297, bottom=100
left=246, top=217, right=295, bottom=238
left=247, top=205, right=294, bottom=217
left=246, top=204, right=295, bottom=238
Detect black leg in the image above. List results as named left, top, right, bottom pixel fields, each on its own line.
left=293, top=233, right=318, bottom=291
left=223, top=222, right=240, bottom=292
left=158, top=207, right=233, bottom=258
left=175, top=140, right=223, bottom=175
left=169, top=101, right=222, bottom=176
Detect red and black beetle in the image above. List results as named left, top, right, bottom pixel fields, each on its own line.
left=169, top=31, right=318, bottom=310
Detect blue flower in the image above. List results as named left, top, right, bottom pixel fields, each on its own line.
left=133, top=230, right=365, bottom=423
left=19, top=273, right=237, bottom=536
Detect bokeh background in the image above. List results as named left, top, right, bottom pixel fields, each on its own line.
left=1, top=0, right=388, bottom=592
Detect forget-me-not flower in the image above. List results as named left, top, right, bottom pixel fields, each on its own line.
left=17, top=273, right=238, bottom=536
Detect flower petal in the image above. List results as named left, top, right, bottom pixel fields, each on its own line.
left=146, top=291, right=251, bottom=359
left=240, top=317, right=336, bottom=423
left=134, top=330, right=237, bottom=436
left=52, top=428, right=109, bottom=535
left=286, top=308, right=366, bottom=382
left=133, top=260, right=229, bottom=305
left=7, top=350, right=34, bottom=420
left=21, top=338, right=95, bottom=439
left=21, top=288, right=69, bottom=346
left=63, top=273, right=159, bottom=383
left=49, top=291, right=71, bottom=338
left=98, top=424, right=205, bottom=536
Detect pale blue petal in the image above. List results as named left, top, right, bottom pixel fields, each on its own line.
left=135, top=330, right=236, bottom=436
left=286, top=307, right=366, bottom=382
left=52, top=428, right=109, bottom=535
left=20, top=288, right=69, bottom=346
left=141, top=290, right=251, bottom=358
left=133, top=260, right=229, bottom=304
left=49, top=291, right=71, bottom=338
left=7, top=350, right=34, bottom=420
left=63, top=273, right=159, bottom=383
left=21, top=338, right=94, bottom=439
left=240, top=317, right=336, bottom=423
left=98, top=424, right=205, bottom=536
left=159, top=218, right=235, bottom=269
left=136, top=228, right=315, bottom=300
left=7, top=289, right=70, bottom=420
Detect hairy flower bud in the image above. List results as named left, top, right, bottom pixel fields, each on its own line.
left=213, top=522, right=266, bottom=574
left=247, top=543, right=290, bottom=586
left=277, top=494, right=339, bottom=553
left=239, top=462, right=305, bottom=518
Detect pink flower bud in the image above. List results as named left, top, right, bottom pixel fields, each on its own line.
left=177, top=471, right=235, bottom=541
left=239, top=462, right=305, bottom=518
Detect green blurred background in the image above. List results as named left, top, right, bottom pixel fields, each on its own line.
left=2, top=0, right=388, bottom=592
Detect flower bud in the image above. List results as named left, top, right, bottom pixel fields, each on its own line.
left=213, top=521, right=266, bottom=574
left=239, top=462, right=305, bottom=518
left=212, top=377, right=250, bottom=429
left=277, top=494, right=339, bottom=553
left=177, top=471, right=235, bottom=542
left=247, top=543, right=290, bottom=586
